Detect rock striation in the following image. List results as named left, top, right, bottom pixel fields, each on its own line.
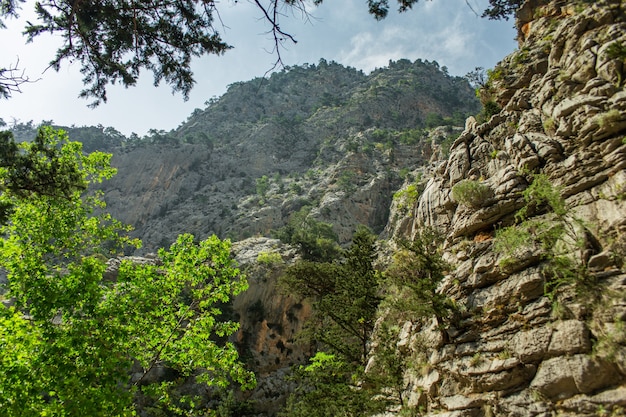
left=382, top=1, right=626, bottom=415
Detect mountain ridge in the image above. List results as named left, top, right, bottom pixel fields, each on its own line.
left=92, top=58, right=479, bottom=253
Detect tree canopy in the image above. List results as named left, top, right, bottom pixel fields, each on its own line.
left=0, top=0, right=523, bottom=105
left=280, top=226, right=381, bottom=365
left=0, top=127, right=255, bottom=415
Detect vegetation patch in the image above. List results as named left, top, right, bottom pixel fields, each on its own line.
left=452, top=179, right=492, bottom=208
left=494, top=173, right=596, bottom=301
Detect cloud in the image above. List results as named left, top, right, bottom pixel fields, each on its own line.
left=336, top=2, right=487, bottom=75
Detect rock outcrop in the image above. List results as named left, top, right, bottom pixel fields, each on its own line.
left=383, top=1, right=626, bottom=415
left=230, top=237, right=311, bottom=414
left=91, top=60, right=477, bottom=253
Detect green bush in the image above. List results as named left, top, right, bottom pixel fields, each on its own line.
left=256, top=175, right=270, bottom=198
left=494, top=173, right=595, bottom=300
left=606, top=41, right=626, bottom=61
left=451, top=180, right=491, bottom=208
left=257, top=250, right=283, bottom=267
left=393, top=182, right=421, bottom=214
left=399, top=128, right=425, bottom=145
left=483, top=100, right=501, bottom=118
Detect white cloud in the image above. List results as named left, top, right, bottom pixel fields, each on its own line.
left=335, top=1, right=491, bottom=75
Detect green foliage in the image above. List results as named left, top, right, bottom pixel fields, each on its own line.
left=486, top=66, right=504, bottom=83
left=424, top=113, right=444, bottom=128
left=383, top=228, right=453, bottom=324
left=289, top=182, right=303, bottom=195
left=451, top=179, right=491, bottom=208
left=512, top=47, right=530, bottom=67
left=15, top=0, right=232, bottom=105
left=280, top=352, right=384, bottom=417
left=365, top=323, right=411, bottom=408
left=0, top=127, right=98, bottom=224
left=494, top=173, right=595, bottom=300
left=256, top=250, right=283, bottom=267
left=597, top=109, right=623, bottom=129
left=482, top=100, right=501, bottom=119
left=473, top=63, right=504, bottom=122
left=543, top=117, right=556, bottom=133
left=398, top=127, right=425, bottom=145
left=492, top=225, right=533, bottom=262
left=516, top=173, right=567, bottom=219
left=438, top=132, right=458, bottom=157
left=256, top=175, right=270, bottom=198
left=212, top=389, right=255, bottom=417
left=393, top=183, right=420, bottom=214
left=606, top=41, right=626, bottom=61
left=481, top=0, right=524, bottom=20
left=280, top=227, right=381, bottom=365
left=337, top=169, right=357, bottom=193
left=274, top=206, right=341, bottom=262
left=0, top=128, right=254, bottom=416
left=279, top=229, right=388, bottom=417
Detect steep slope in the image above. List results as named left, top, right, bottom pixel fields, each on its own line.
left=382, top=1, right=626, bottom=415
left=96, top=59, right=478, bottom=253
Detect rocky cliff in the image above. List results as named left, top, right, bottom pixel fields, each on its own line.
left=94, top=59, right=477, bottom=253
left=380, top=1, right=626, bottom=415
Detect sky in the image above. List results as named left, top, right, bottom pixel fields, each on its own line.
left=0, top=0, right=518, bottom=136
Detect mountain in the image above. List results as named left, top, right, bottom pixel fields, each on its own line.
left=10, top=3, right=625, bottom=413
left=91, top=59, right=478, bottom=253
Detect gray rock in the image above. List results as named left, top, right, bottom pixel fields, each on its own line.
left=511, top=326, right=552, bottom=363
left=547, top=320, right=591, bottom=357
left=530, top=355, right=620, bottom=400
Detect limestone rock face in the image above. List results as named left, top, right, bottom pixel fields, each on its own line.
left=230, top=237, right=312, bottom=414
left=231, top=237, right=310, bottom=376
left=94, top=61, right=477, bottom=254
left=383, top=1, right=626, bottom=415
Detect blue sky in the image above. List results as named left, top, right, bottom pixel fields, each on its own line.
left=0, top=0, right=518, bottom=136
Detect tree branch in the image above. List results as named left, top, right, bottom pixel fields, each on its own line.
left=252, top=0, right=313, bottom=74
left=0, top=58, right=37, bottom=99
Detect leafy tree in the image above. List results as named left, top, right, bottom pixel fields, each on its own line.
left=274, top=206, right=341, bottom=262
left=279, top=352, right=386, bottom=417
left=280, top=226, right=381, bottom=365
left=0, top=127, right=88, bottom=224
left=256, top=175, right=270, bottom=199
left=481, top=0, right=524, bottom=20
left=1, top=0, right=523, bottom=104
left=0, top=127, right=254, bottom=416
left=383, top=227, right=453, bottom=327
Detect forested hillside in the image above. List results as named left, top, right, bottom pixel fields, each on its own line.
left=6, top=59, right=477, bottom=253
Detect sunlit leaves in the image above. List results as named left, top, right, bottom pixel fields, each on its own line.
left=0, top=128, right=254, bottom=416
